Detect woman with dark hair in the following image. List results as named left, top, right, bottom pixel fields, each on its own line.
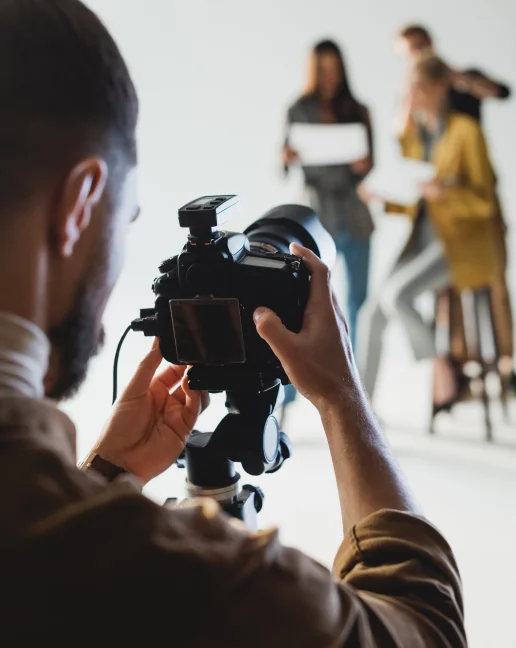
left=284, top=40, right=374, bottom=349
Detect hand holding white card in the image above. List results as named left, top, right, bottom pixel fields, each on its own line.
left=363, top=159, right=436, bottom=206
left=289, top=123, right=369, bottom=166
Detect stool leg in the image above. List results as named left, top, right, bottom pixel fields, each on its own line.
left=500, top=373, right=510, bottom=422
left=480, top=365, right=493, bottom=442
left=485, top=288, right=510, bottom=422
left=474, top=289, right=497, bottom=442
left=429, top=352, right=436, bottom=435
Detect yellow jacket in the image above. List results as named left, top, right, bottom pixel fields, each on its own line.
left=387, top=112, right=498, bottom=290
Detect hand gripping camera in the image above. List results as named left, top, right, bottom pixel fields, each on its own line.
left=133, top=196, right=335, bottom=527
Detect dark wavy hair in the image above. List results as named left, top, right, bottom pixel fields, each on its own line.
left=304, top=39, right=363, bottom=123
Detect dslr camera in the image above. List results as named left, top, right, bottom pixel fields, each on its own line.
left=134, top=195, right=335, bottom=393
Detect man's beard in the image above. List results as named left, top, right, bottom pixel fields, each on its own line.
left=46, top=285, right=106, bottom=401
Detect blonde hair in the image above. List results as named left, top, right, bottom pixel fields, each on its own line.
left=413, top=54, right=452, bottom=85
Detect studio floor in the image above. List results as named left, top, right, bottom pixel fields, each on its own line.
left=146, top=343, right=516, bottom=648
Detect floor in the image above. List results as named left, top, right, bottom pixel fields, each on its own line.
left=145, top=340, right=516, bottom=648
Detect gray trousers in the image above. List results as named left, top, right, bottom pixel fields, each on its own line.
left=356, top=239, right=450, bottom=400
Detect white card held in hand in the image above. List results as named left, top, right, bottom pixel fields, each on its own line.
left=289, top=123, right=369, bottom=166
left=363, top=158, right=436, bottom=206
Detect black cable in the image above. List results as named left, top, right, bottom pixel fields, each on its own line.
left=112, top=325, right=132, bottom=405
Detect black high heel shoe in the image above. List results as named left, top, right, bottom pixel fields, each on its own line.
left=432, top=400, right=454, bottom=416
left=432, top=360, right=469, bottom=417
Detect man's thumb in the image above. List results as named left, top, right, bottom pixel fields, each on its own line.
left=254, top=308, right=294, bottom=354
left=123, top=338, right=163, bottom=399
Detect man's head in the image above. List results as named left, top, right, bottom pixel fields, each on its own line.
left=0, top=0, right=139, bottom=400
left=396, top=25, right=434, bottom=61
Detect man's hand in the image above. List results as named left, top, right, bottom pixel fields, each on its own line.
left=254, top=244, right=416, bottom=532
left=254, top=244, right=357, bottom=413
left=93, top=340, right=209, bottom=485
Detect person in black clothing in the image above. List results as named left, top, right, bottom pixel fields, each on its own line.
left=448, top=68, right=510, bottom=122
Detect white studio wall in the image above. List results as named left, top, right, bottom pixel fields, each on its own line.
left=69, top=0, right=516, bottom=456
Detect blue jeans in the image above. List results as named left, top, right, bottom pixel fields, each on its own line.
left=283, top=231, right=371, bottom=409
left=334, top=232, right=371, bottom=349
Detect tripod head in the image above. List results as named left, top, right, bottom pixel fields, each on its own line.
left=175, top=383, right=292, bottom=530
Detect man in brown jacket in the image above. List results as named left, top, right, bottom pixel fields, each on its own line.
left=0, top=1, right=466, bottom=645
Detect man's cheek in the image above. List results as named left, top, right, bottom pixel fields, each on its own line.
left=106, top=223, right=129, bottom=293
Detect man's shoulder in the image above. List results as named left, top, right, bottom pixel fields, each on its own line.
left=20, top=479, right=279, bottom=574
left=2, top=493, right=279, bottom=643
left=2, top=470, right=284, bottom=620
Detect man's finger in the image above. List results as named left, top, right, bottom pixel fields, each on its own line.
left=153, top=363, right=188, bottom=393
left=179, top=375, right=210, bottom=415
left=254, top=307, right=295, bottom=358
left=290, top=244, right=333, bottom=315
left=122, top=338, right=163, bottom=399
left=181, top=382, right=204, bottom=429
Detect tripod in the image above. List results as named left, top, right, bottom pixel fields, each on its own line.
left=169, top=382, right=292, bottom=531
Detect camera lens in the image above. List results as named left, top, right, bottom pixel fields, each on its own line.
left=244, top=205, right=335, bottom=268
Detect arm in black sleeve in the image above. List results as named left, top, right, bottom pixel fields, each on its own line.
left=465, top=68, right=511, bottom=99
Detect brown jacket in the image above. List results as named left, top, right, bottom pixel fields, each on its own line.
left=387, top=112, right=498, bottom=291
left=0, top=397, right=466, bottom=646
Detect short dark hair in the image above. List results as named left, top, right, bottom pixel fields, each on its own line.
left=0, top=0, right=138, bottom=210
left=398, top=24, right=433, bottom=46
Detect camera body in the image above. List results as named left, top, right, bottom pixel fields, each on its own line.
left=136, top=196, right=335, bottom=392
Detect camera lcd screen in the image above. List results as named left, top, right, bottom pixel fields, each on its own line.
left=169, top=298, right=246, bottom=365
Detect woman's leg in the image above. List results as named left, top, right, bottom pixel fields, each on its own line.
left=278, top=383, right=297, bottom=429
left=356, top=299, right=389, bottom=398
left=380, top=241, right=449, bottom=361
left=357, top=241, right=449, bottom=401
left=335, top=233, right=371, bottom=351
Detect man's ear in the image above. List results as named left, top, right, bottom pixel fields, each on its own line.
left=54, top=158, right=109, bottom=258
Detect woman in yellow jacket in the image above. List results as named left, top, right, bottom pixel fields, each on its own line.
left=357, top=54, right=498, bottom=410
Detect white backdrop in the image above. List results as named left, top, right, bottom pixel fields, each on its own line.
left=69, top=0, right=516, bottom=449
left=70, top=0, right=516, bottom=455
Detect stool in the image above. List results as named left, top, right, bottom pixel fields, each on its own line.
left=431, top=286, right=509, bottom=441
